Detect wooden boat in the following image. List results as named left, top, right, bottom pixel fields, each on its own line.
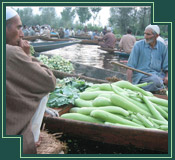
left=23, top=35, right=40, bottom=41
left=50, top=34, right=59, bottom=37
left=99, top=47, right=130, bottom=58
left=40, top=55, right=168, bottom=152
left=71, top=61, right=126, bottom=81
left=39, top=36, right=71, bottom=42
left=70, top=35, right=91, bottom=40
left=43, top=103, right=168, bottom=153
left=80, top=39, right=99, bottom=45
left=30, top=40, right=80, bottom=52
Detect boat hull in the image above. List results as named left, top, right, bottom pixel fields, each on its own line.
left=30, top=40, right=80, bottom=52
left=43, top=105, right=168, bottom=152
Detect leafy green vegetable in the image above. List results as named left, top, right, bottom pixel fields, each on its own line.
left=47, top=77, right=93, bottom=108
left=30, top=45, right=35, bottom=55
left=37, top=55, right=74, bottom=73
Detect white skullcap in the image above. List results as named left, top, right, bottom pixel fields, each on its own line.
left=145, top=24, right=160, bottom=35
left=6, top=7, right=18, bottom=21
left=107, top=27, right=112, bottom=31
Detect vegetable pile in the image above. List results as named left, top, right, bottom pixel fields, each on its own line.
left=61, top=81, right=168, bottom=131
left=37, top=55, right=74, bottom=73
left=30, top=45, right=35, bottom=55
left=47, top=77, right=93, bottom=108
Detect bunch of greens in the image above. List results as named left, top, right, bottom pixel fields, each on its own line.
left=30, top=45, right=35, bottom=55
left=47, top=77, right=93, bottom=108
left=37, top=55, right=74, bottom=73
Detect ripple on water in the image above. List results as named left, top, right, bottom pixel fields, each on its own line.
left=42, top=44, right=127, bottom=73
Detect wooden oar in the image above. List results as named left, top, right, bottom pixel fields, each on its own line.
left=111, top=61, right=152, bottom=76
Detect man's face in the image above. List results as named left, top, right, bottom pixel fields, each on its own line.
left=6, top=15, right=24, bottom=46
left=144, top=28, right=157, bottom=44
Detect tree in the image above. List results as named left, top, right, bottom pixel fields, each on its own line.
left=137, top=7, right=151, bottom=34
left=109, top=7, right=133, bottom=34
left=39, top=7, right=57, bottom=27
left=90, top=7, right=101, bottom=25
left=76, top=7, right=92, bottom=25
left=16, top=8, right=34, bottom=26
left=59, top=7, right=76, bottom=28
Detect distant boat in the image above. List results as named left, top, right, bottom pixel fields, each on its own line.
left=99, top=47, right=130, bottom=58
left=30, top=40, right=80, bottom=52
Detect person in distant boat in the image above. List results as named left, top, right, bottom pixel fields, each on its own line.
left=22, top=25, right=29, bottom=36
left=64, top=28, right=70, bottom=38
left=41, top=26, right=50, bottom=38
left=6, top=7, right=56, bottom=154
left=96, top=27, right=117, bottom=49
left=157, top=34, right=166, bottom=45
left=29, top=26, right=36, bottom=36
left=58, top=27, right=65, bottom=38
left=127, top=24, right=168, bottom=92
left=119, top=28, right=136, bottom=54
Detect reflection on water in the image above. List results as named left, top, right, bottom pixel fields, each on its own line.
left=42, top=44, right=127, bottom=73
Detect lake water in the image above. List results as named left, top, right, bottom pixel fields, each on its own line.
left=42, top=44, right=128, bottom=73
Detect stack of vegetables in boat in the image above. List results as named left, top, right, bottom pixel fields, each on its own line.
left=44, top=80, right=168, bottom=152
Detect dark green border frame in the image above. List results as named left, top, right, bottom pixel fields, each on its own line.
left=1, top=0, right=173, bottom=160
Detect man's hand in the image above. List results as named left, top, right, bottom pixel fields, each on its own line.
left=19, top=39, right=31, bottom=56
left=163, top=76, right=168, bottom=85
left=163, top=72, right=168, bottom=85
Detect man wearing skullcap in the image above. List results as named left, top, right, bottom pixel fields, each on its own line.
left=127, top=24, right=168, bottom=92
left=6, top=7, right=56, bottom=154
left=96, top=27, right=117, bottom=49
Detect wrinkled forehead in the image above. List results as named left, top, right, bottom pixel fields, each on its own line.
left=7, top=15, right=22, bottom=25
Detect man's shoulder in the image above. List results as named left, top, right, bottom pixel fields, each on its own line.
left=135, top=39, right=144, bottom=45
left=6, top=44, right=21, bottom=52
left=6, top=44, right=24, bottom=58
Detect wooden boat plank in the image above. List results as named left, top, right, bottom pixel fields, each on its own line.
left=43, top=108, right=168, bottom=152
left=80, top=39, right=99, bottom=45
left=71, top=61, right=127, bottom=81
left=99, top=47, right=130, bottom=58
left=23, top=35, right=40, bottom=41
left=70, top=35, right=91, bottom=40
left=31, top=40, right=80, bottom=52
left=39, top=36, right=71, bottom=41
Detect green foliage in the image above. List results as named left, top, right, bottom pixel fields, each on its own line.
left=59, top=8, right=76, bottom=28
left=47, top=77, right=93, bottom=107
left=37, top=55, right=74, bottom=73
left=15, top=7, right=168, bottom=37
left=90, top=7, right=102, bottom=25
left=16, top=8, right=34, bottom=26
left=76, top=7, right=92, bottom=24
left=30, top=45, right=35, bottom=55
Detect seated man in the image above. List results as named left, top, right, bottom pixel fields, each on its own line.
left=119, top=28, right=136, bottom=54
left=97, top=27, right=117, bottom=49
left=127, top=24, right=168, bottom=92
left=6, top=8, right=56, bottom=154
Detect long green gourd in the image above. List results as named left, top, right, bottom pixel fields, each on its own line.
left=113, top=80, right=153, bottom=97
left=142, top=96, right=167, bottom=122
left=110, top=94, right=152, bottom=117
left=90, top=110, right=144, bottom=127
left=74, top=98, right=93, bottom=107
left=60, top=113, right=103, bottom=124
left=147, top=96, right=168, bottom=107
left=92, top=97, right=113, bottom=107
left=77, top=106, right=129, bottom=117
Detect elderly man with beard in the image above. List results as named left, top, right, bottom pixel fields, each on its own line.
left=6, top=7, right=56, bottom=154
left=126, top=25, right=168, bottom=92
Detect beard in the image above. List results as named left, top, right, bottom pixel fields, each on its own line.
left=145, top=38, right=154, bottom=44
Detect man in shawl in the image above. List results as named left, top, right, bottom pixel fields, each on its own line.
left=97, top=27, right=117, bottom=49
left=127, top=24, right=168, bottom=92
left=6, top=7, right=56, bottom=154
